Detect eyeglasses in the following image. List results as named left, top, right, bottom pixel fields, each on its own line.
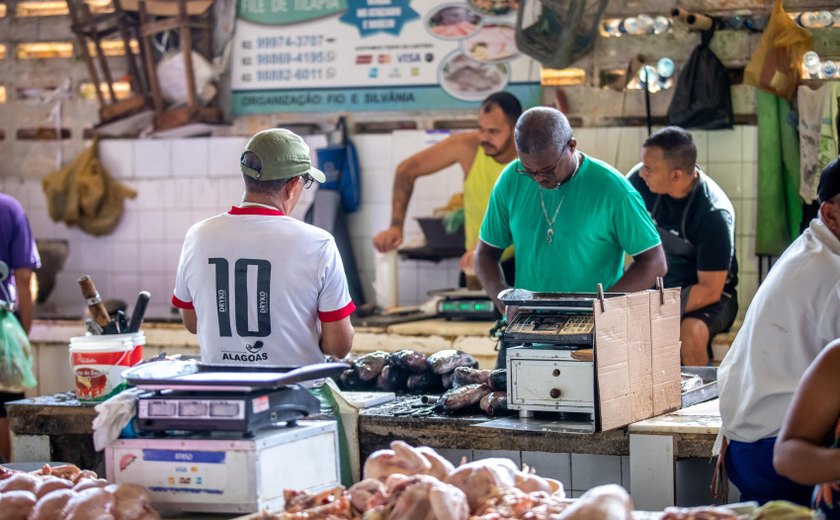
left=515, top=142, right=570, bottom=178
left=301, top=174, right=315, bottom=190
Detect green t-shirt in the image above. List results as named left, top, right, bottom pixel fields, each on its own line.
left=479, top=153, right=661, bottom=292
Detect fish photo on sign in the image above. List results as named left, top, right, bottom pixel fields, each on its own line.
left=460, top=23, right=519, bottom=63
left=425, top=4, right=483, bottom=40
left=438, top=50, right=509, bottom=101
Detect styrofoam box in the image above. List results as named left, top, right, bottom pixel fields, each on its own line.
left=105, top=420, right=339, bottom=514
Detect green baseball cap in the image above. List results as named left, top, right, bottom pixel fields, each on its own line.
left=240, top=128, right=326, bottom=183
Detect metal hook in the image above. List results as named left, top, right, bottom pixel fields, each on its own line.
left=596, top=283, right=605, bottom=312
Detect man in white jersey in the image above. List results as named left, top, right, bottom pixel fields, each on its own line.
left=172, top=128, right=356, bottom=366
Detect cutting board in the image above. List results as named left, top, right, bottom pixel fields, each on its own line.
left=342, top=391, right=396, bottom=408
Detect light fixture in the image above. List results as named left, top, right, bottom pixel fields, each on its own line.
left=540, top=68, right=586, bottom=86
left=79, top=81, right=132, bottom=101
left=16, top=42, right=74, bottom=59
left=0, top=44, right=5, bottom=60
left=0, top=86, right=6, bottom=104
left=87, top=39, right=140, bottom=57
left=0, top=4, right=6, bottom=17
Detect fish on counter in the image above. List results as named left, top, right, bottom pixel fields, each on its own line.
left=376, top=365, right=410, bottom=392
left=451, top=367, right=491, bottom=388
left=479, top=391, right=508, bottom=417
left=388, top=349, right=431, bottom=373
left=406, top=372, right=444, bottom=394
left=428, top=349, right=479, bottom=375
left=435, top=383, right=492, bottom=413
left=355, top=351, right=389, bottom=382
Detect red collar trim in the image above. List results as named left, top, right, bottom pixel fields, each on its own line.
left=228, top=206, right=285, bottom=216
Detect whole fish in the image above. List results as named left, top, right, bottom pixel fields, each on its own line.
left=428, top=349, right=479, bottom=375
left=406, top=372, right=443, bottom=394
left=376, top=365, right=410, bottom=392
left=479, top=391, right=509, bottom=417
left=338, top=368, right=368, bottom=390
left=435, top=383, right=492, bottom=413
left=354, top=351, right=389, bottom=381
left=452, top=367, right=491, bottom=388
left=387, top=349, right=430, bottom=373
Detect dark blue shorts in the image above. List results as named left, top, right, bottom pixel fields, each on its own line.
left=724, top=437, right=813, bottom=505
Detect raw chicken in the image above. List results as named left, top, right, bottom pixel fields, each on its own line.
left=383, top=474, right=468, bottom=520
left=347, top=478, right=385, bottom=512
left=444, top=458, right=519, bottom=510
left=363, top=441, right=432, bottom=481
left=556, top=484, right=633, bottom=520
left=417, top=447, right=455, bottom=480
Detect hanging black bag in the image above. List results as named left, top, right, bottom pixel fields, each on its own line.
left=667, top=29, right=733, bottom=130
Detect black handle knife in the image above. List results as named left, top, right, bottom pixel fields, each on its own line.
left=128, top=291, right=151, bottom=333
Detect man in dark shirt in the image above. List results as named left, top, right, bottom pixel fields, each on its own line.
left=627, top=127, right=738, bottom=366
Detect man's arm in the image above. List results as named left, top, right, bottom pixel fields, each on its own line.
left=373, top=132, right=479, bottom=252
left=475, top=240, right=507, bottom=313
left=774, top=342, right=840, bottom=485
left=13, top=268, right=34, bottom=334
left=320, top=317, right=354, bottom=359
left=608, top=245, right=667, bottom=292
left=179, top=308, right=197, bottom=334
left=682, top=271, right=728, bottom=313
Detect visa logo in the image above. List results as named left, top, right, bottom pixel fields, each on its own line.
left=397, top=53, right=420, bottom=63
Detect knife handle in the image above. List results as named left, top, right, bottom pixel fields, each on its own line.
left=78, top=275, right=112, bottom=328
left=128, top=291, right=151, bottom=333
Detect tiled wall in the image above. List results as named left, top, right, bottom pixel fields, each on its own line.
left=0, top=126, right=758, bottom=322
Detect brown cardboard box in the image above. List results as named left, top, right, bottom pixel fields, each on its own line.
left=594, top=287, right=681, bottom=431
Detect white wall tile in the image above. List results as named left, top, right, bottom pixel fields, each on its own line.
left=705, top=162, right=742, bottom=199
left=133, top=180, right=167, bottom=210
left=741, top=162, right=758, bottom=199
left=138, top=242, right=169, bottom=273
left=707, top=127, right=742, bottom=163
left=165, top=209, right=194, bottom=242
left=134, top=140, right=172, bottom=178
left=137, top=210, right=168, bottom=242
left=741, top=126, right=757, bottom=162
left=171, top=139, right=209, bottom=177
left=691, top=130, right=708, bottom=168
left=617, top=127, right=644, bottom=166
left=99, top=140, right=134, bottom=179
left=208, top=137, right=248, bottom=177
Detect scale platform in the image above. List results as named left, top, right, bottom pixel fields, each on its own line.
left=123, top=360, right=349, bottom=436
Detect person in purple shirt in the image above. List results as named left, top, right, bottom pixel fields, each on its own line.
left=0, top=193, right=40, bottom=462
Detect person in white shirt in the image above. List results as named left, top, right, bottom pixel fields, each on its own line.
left=172, top=128, right=355, bottom=366
left=717, top=156, right=840, bottom=504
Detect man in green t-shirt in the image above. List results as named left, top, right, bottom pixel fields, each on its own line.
left=476, top=107, right=666, bottom=318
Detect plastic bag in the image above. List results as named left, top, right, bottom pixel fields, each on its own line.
left=0, top=309, right=37, bottom=391
left=666, top=29, right=733, bottom=130
left=157, top=50, right=217, bottom=106
left=743, top=0, right=811, bottom=102
left=316, top=117, right=361, bottom=214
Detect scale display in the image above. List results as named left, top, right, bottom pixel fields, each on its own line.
left=505, top=312, right=594, bottom=345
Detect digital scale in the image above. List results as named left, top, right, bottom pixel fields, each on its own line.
left=123, top=360, right=349, bottom=436
left=110, top=360, right=350, bottom=513
left=432, top=288, right=499, bottom=321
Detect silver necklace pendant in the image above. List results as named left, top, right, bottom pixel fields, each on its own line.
left=546, top=228, right=554, bottom=243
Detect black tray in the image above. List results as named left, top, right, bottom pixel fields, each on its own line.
left=123, top=360, right=350, bottom=392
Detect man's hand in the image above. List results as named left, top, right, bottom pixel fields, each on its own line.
left=373, top=227, right=403, bottom=253
left=459, top=248, right=476, bottom=274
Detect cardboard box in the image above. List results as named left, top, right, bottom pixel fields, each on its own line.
left=594, top=288, right=681, bottom=431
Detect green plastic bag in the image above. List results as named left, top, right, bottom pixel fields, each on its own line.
left=0, top=308, right=37, bottom=390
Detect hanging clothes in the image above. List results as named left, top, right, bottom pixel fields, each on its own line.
left=756, top=90, right=802, bottom=256
left=798, top=82, right=840, bottom=204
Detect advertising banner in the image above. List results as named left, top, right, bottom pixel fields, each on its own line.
left=232, top=0, right=541, bottom=113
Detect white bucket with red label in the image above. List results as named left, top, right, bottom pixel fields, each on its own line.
left=69, top=332, right=144, bottom=401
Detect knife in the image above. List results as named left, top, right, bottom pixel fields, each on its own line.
left=128, top=291, right=151, bottom=333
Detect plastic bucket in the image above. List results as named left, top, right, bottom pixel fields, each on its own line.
left=69, top=334, right=141, bottom=401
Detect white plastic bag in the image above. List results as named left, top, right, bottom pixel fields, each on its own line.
left=156, top=50, right=216, bottom=105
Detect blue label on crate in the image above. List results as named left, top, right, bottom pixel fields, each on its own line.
left=142, top=449, right=226, bottom=464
